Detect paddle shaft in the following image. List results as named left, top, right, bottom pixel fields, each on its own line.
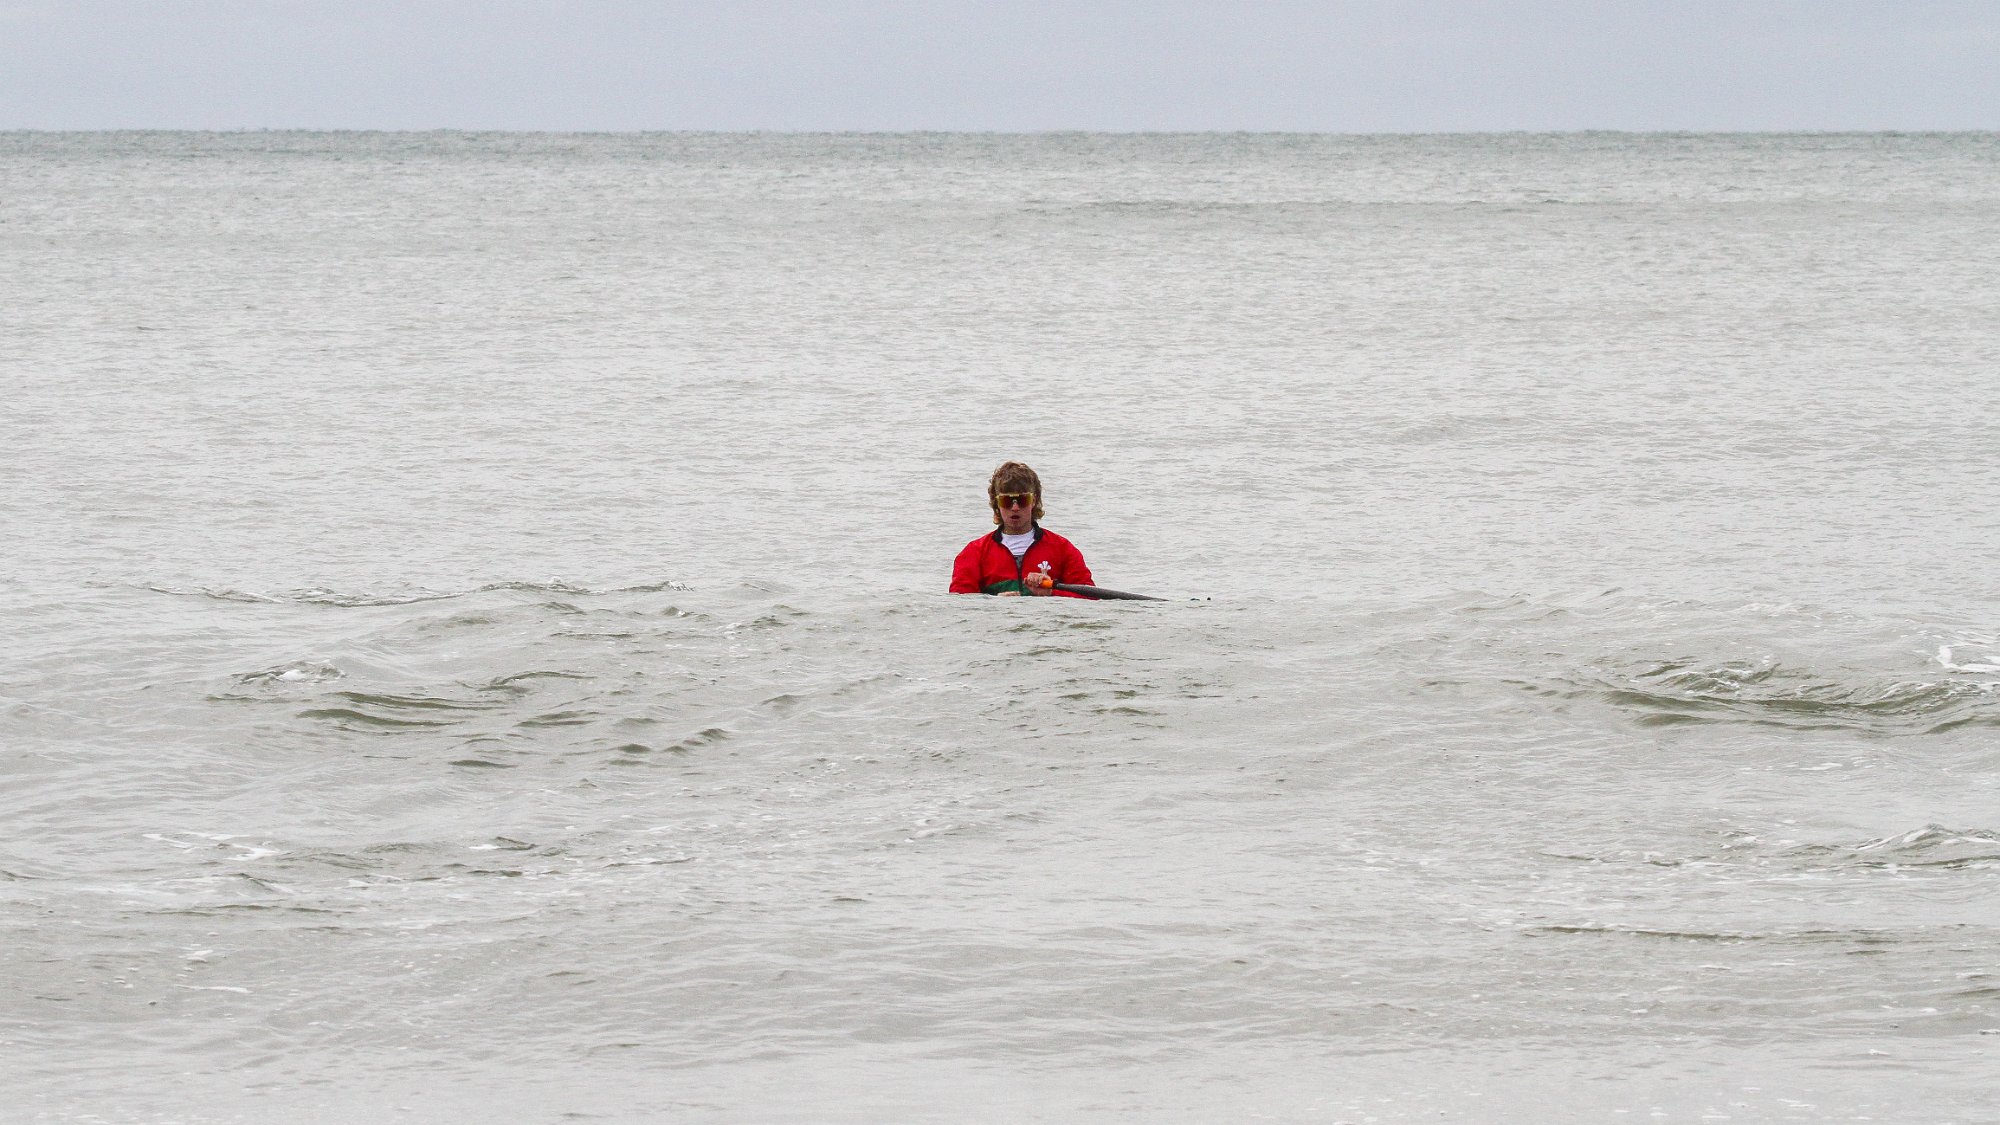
left=1051, top=582, right=1165, bottom=602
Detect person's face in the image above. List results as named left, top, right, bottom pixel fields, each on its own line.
left=995, top=489, right=1036, bottom=534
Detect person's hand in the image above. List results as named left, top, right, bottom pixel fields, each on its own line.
left=994, top=590, right=1022, bottom=597
left=1022, top=572, right=1054, bottom=595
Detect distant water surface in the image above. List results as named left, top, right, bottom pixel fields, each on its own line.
left=3, top=132, right=1998, bottom=1123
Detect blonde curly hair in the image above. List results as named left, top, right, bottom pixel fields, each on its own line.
left=988, top=461, right=1044, bottom=525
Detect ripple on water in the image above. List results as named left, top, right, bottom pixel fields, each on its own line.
left=1547, top=823, right=2000, bottom=878
left=1583, top=657, right=2000, bottom=734
left=300, top=690, right=510, bottom=734
left=1446, top=591, right=2000, bottom=737
left=142, top=579, right=692, bottom=608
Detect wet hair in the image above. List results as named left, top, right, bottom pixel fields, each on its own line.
left=988, top=461, right=1044, bottom=525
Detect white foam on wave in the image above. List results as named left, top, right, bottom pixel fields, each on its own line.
left=144, top=832, right=285, bottom=862
left=1936, top=645, right=2000, bottom=674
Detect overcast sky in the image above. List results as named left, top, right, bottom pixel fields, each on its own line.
left=3, top=0, right=1997, bottom=132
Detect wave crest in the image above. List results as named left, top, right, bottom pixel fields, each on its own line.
left=1585, top=658, right=1998, bottom=735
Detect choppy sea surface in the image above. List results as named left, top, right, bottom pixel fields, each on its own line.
left=4, top=132, right=1998, bottom=1123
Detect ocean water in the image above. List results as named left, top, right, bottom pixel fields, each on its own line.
left=3, top=131, right=1998, bottom=1123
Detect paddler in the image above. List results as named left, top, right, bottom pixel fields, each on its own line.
left=949, top=461, right=1096, bottom=597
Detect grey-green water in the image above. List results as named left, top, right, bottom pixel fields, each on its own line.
left=4, top=132, right=1998, bottom=1123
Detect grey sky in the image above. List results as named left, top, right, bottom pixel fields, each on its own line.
left=4, top=0, right=1996, bottom=132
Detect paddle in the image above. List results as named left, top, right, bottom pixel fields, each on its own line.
left=1051, top=582, right=1165, bottom=601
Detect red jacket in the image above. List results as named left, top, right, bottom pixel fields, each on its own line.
left=950, top=526, right=1095, bottom=597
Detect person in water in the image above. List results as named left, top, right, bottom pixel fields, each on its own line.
left=950, top=461, right=1095, bottom=597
